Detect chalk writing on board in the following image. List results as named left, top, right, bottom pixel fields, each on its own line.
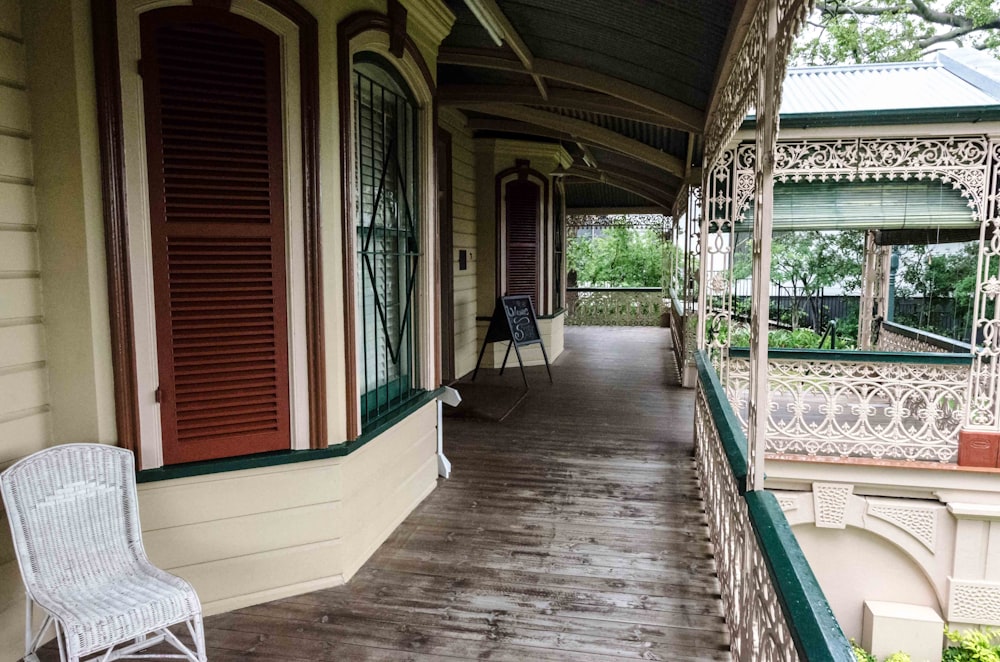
left=473, top=295, right=553, bottom=386
left=504, top=299, right=537, bottom=343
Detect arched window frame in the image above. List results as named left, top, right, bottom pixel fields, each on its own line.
left=338, top=16, right=438, bottom=439
left=105, top=0, right=320, bottom=468
left=495, top=164, right=550, bottom=314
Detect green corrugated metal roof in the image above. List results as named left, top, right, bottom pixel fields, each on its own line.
left=743, top=179, right=977, bottom=231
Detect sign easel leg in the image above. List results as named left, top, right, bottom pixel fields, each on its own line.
left=472, top=337, right=490, bottom=381
left=512, top=342, right=529, bottom=389
left=540, top=342, right=553, bottom=384
left=499, top=341, right=513, bottom=376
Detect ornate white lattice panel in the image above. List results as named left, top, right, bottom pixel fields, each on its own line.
left=733, top=136, right=991, bottom=222
left=776, top=494, right=799, bottom=512
left=728, top=356, right=966, bottom=462
left=812, top=483, right=852, bottom=529
left=565, top=214, right=667, bottom=230
left=867, top=499, right=938, bottom=551
left=695, top=384, right=801, bottom=662
left=877, top=329, right=953, bottom=354
left=703, top=0, right=813, bottom=172
left=948, top=579, right=1000, bottom=625
left=966, top=141, right=1000, bottom=429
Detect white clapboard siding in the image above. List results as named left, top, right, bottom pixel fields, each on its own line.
left=341, top=401, right=438, bottom=578
left=0, top=6, right=53, bottom=657
left=132, top=403, right=438, bottom=618
left=0, top=18, right=49, bottom=469
left=439, top=108, right=478, bottom=378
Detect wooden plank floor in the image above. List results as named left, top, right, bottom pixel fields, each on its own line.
left=39, top=327, right=731, bottom=661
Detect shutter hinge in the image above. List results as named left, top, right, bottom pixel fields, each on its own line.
left=154, top=386, right=162, bottom=403
left=137, top=59, right=144, bottom=78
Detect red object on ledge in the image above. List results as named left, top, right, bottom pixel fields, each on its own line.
left=958, top=430, right=1000, bottom=467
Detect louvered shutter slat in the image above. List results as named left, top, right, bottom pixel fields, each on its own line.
left=142, top=8, right=290, bottom=465
left=505, top=179, right=540, bottom=308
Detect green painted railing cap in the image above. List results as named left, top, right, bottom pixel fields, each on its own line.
left=728, top=346, right=972, bottom=365
left=694, top=350, right=749, bottom=488
left=746, top=491, right=856, bottom=662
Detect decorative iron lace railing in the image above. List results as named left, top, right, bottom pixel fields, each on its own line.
left=877, top=320, right=974, bottom=355
left=726, top=348, right=973, bottom=463
left=695, top=351, right=853, bottom=662
left=565, top=288, right=664, bottom=326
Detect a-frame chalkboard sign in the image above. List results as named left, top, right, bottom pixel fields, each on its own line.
left=473, top=295, right=553, bottom=388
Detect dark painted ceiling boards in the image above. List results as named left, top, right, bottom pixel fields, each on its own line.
left=438, top=0, right=740, bottom=212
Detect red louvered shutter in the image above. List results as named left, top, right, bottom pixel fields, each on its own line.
left=505, top=179, right=540, bottom=308
left=141, top=7, right=290, bottom=465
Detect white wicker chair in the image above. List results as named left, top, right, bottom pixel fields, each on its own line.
left=0, top=443, right=207, bottom=662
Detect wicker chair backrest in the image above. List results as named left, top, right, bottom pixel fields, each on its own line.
left=1, top=444, right=146, bottom=596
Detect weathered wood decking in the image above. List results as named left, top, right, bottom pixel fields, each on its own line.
left=42, top=327, right=730, bottom=661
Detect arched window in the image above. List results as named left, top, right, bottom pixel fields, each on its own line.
left=353, top=53, right=421, bottom=429
left=497, top=164, right=548, bottom=312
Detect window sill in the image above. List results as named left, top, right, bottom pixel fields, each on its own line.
left=135, top=388, right=443, bottom=483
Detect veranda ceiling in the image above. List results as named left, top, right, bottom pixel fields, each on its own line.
left=438, top=0, right=742, bottom=213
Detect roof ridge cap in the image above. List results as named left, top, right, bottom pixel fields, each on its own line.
left=787, top=60, right=938, bottom=75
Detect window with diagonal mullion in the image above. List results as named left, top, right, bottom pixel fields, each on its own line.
left=354, top=61, right=421, bottom=429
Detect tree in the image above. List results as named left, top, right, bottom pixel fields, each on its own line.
left=794, top=0, right=1000, bottom=65
left=567, top=226, right=663, bottom=287
left=895, top=242, right=977, bottom=338
left=734, top=230, right=865, bottom=331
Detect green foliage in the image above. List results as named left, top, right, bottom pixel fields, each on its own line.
left=793, top=0, right=1000, bottom=65
left=943, top=626, right=1000, bottom=662
left=851, top=639, right=877, bottom=662
left=894, top=242, right=977, bottom=339
left=567, top=226, right=663, bottom=287
left=849, top=640, right=912, bottom=662
left=726, top=325, right=855, bottom=349
left=734, top=230, right=864, bottom=332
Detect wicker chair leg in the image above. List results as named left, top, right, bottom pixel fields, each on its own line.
left=54, top=621, right=71, bottom=662
left=193, top=614, right=207, bottom=662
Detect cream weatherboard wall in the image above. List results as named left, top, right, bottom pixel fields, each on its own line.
left=138, top=402, right=439, bottom=616
left=0, top=0, right=48, bottom=469
left=440, top=108, right=478, bottom=379
left=0, top=0, right=456, bottom=659
left=0, top=0, right=53, bottom=655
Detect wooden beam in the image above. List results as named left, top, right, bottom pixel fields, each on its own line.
left=456, top=103, right=685, bottom=177
left=461, top=0, right=548, bottom=99
left=439, top=85, right=679, bottom=127
left=567, top=205, right=668, bottom=215
left=466, top=117, right=572, bottom=141
left=560, top=165, right=674, bottom=209
left=439, top=47, right=704, bottom=132
left=578, top=143, right=597, bottom=169
left=564, top=164, right=674, bottom=202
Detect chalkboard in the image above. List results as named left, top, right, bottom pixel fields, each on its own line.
left=485, top=295, right=541, bottom=346
left=474, top=296, right=552, bottom=387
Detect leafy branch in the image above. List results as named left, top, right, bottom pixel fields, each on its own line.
left=796, top=0, right=1000, bottom=64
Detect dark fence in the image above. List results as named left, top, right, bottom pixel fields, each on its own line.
left=732, top=289, right=967, bottom=342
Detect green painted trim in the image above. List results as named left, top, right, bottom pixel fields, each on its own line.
left=694, top=350, right=749, bottom=490
left=745, top=491, right=856, bottom=662
left=743, top=105, right=1000, bottom=129
left=355, top=388, right=439, bottom=447
left=136, top=389, right=443, bottom=484
left=728, top=346, right=973, bottom=365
